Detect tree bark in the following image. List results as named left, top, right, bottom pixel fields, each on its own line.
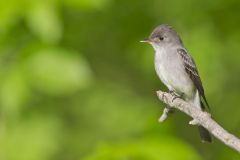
left=157, top=90, right=240, bottom=153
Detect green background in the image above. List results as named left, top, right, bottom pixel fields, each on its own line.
left=1, top=0, right=240, bottom=159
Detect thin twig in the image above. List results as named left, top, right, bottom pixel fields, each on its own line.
left=159, top=107, right=172, bottom=122
left=156, top=90, right=240, bottom=153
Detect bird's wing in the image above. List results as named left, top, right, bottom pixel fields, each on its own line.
left=177, top=48, right=210, bottom=110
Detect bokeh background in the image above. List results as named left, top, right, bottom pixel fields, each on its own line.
left=1, top=0, right=240, bottom=159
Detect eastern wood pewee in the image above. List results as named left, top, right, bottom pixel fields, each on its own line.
left=141, top=24, right=212, bottom=142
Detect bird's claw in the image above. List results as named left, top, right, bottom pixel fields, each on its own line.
left=169, top=90, right=181, bottom=102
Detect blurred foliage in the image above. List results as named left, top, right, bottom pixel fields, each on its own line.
left=1, top=0, right=240, bottom=160
left=83, top=137, right=201, bottom=160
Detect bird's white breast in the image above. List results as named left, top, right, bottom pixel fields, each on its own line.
left=154, top=46, right=195, bottom=98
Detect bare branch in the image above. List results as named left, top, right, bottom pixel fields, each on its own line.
left=156, top=90, right=240, bottom=153
left=159, top=107, right=172, bottom=122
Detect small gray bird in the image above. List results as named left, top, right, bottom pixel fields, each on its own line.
left=141, top=24, right=212, bottom=142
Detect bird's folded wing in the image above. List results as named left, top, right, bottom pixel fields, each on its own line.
left=177, top=48, right=210, bottom=109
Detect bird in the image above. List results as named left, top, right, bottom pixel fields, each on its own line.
left=141, top=24, right=212, bottom=142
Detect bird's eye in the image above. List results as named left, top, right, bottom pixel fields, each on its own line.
left=159, top=36, right=164, bottom=40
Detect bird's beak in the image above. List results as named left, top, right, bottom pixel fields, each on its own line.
left=140, top=38, right=151, bottom=43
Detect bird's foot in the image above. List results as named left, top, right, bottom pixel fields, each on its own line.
left=169, top=90, right=182, bottom=102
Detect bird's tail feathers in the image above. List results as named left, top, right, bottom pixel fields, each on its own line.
left=194, top=91, right=212, bottom=142
left=193, top=90, right=202, bottom=110
left=198, top=126, right=212, bottom=143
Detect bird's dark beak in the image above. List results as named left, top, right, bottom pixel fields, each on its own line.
left=140, top=38, right=151, bottom=43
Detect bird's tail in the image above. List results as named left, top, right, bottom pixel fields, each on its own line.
left=198, top=126, right=212, bottom=142
left=194, top=91, right=212, bottom=143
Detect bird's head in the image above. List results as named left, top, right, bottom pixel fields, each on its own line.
left=141, top=24, right=182, bottom=50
